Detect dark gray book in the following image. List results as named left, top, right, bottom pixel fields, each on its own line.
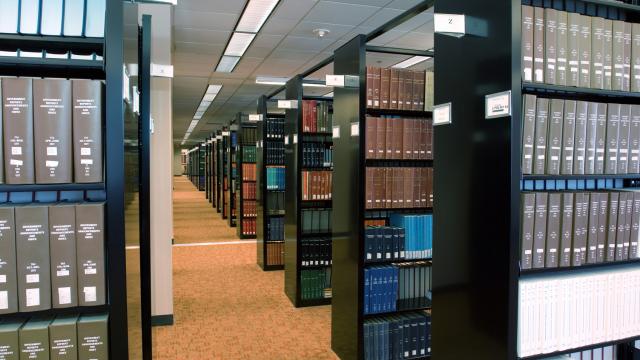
left=76, top=203, right=105, bottom=306
left=597, top=192, right=609, bottom=263
left=587, top=193, right=599, bottom=264
left=49, top=204, right=77, bottom=308
left=616, top=192, right=629, bottom=260
left=585, top=102, right=598, bottom=174
left=72, top=80, right=103, bottom=183
left=534, top=7, right=545, bottom=83
left=629, top=105, right=640, bottom=173
left=630, top=191, right=640, bottom=259
left=522, top=94, right=536, bottom=174
left=33, top=79, right=72, bottom=184
left=545, top=193, right=561, bottom=268
left=546, top=99, right=564, bottom=174
left=605, top=103, right=621, bottom=174
left=591, top=16, right=605, bottom=89
left=522, top=5, right=534, bottom=82
left=604, top=19, right=614, bottom=90
left=624, top=22, right=632, bottom=92
left=19, top=317, right=51, bottom=360
left=579, top=192, right=590, bottom=264
left=15, top=205, right=50, bottom=312
left=568, top=13, right=581, bottom=87
left=545, top=8, right=558, bottom=84
left=624, top=192, right=633, bottom=260
left=632, top=23, right=640, bottom=92
left=595, top=103, right=608, bottom=174
left=559, top=193, right=574, bottom=267
left=556, top=11, right=569, bottom=86
left=561, top=100, right=577, bottom=175
left=579, top=15, right=592, bottom=88
left=2, top=78, right=34, bottom=184
left=0, top=79, right=4, bottom=184
left=521, top=193, right=535, bottom=270
left=0, top=207, right=16, bottom=314
left=606, top=192, right=619, bottom=262
left=49, top=315, right=78, bottom=360
left=0, top=319, right=22, bottom=360
left=572, top=193, right=587, bottom=266
left=534, top=98, right=549, bottom=174
left=573, top=101, right=589, bottom=174
left=618, top=104, right=631, bottom=174
left=77, top=314, right=108, bottom=360
left=613, top=20, right=625, bottom=91
left=533, top=192, right=548, bottom=268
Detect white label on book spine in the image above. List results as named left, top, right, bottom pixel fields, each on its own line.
left=46, top=160, right=59, bottom=167
left=0, top=275, right=5, bottom=283
left=351, top=122, right=359, bottom=137
left=56, top=270, right=69, bottom=277
left=11, top=146, right=21, bottom=155
left=84, top=268, right=97, bottom=275
left=26, top=288, right=40, bottom=307
left=332, top=125, right=340, bottom=139
left=81, top=147, right=91, bottom=156
left=81, top=159, right=93, bottom=165
left=293, top=134, right=298, bottom=144
left=0, top=291, right=7, bottom=309
left=84, top=286, right=97, bottom=302
left=58, top=287, right=71, bottom=304
left=47, top=146, right=58, bottom=156
left=26, top=274, right=39, bottom=283
left=9, top=159, right=22, bottom=166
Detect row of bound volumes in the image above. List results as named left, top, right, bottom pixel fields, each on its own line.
left=302, top=142, right=333, bottom=168
left=301, top=170, right=332, bottom=201
left=389, top=215, right=433, bottom=260
left=241, top=219, right=255, bottom=236
left=543, top=346, right=618, bottom=360
left=264, top=141, right=284, bottom=165
left=265, top=118, right=284, bottom=140
left=522, top=95, right=640, bottom=175
left=366, top=117, right=433, bottom=160
left=521, top=191, right=640, bottom=271
left=365, top=167, right=433, bottom=209
left=521, top=5, right=640, bottom=92
left=242, top=200, right=256, bottom=217
left=301, top=268, right=331, bottom=300
left=302, top=100, right=332, bottom=133
left=2, top=78, right=103, bottom=184
left=242, top=182, right=256, bottom=200
left=242, top=164, right=256, bottom=181
left=266, top=241, right=284, bottom=266
left=0, top=0, right=105, bottom=37
left=301, top=208, right=331, bottom=234
left=366, top=67, right=429, bottom=112
left=364, top=262, right=431, bottom=315
left=268, top=217, right=284, bottom=242
left=0, top=313, right=108, bottom=360
left=363, top=312, right=431, bottom=360
left=241, top=127, right=257, bottom=145
left=0, top=51, right=103, bottom=60
left=517, top=267, right=640, bottom=357
left=241, top=146, right=256, bottom=163
left=266, top=167, right=284, bottom=190
left=0, top=203, right=105, bottom=314
left=301, top=237, right=331, bottom=267
left=266, top=192, right=284, bottom=215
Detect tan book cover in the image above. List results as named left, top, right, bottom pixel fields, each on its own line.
left=2, top=78, right=34, bottom=184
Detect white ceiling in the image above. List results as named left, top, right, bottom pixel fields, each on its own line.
left=172, top=0, right=434, bottom=145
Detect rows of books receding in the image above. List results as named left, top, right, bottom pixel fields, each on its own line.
left=521, top=191, right=640, bottom=271
left=266, top=242, right=284, bottom=266
left=366, top=117, right=433, bottom=161
left=301, top=209, right=331, bottom=235
left=365, top=168, right=433, bottom=209
left=365, top=66, right=434, bottom=111
left=266, top=167, right=285, bottom=190
left=301, top=237, right=331, bottom=268
left=242, top=182, right=256, bottom=200
left=243, top=200, right=256, bottom=218
left=363, top=311, right=431, bottom=360
left=302, top=171, right=332, bottom=201
left=301, top=268, right=331, bottom=300
left=0, top=314, right=108, bottom=360
left=241, top=219, right=256, bottom=236
left=242, top=164, right=256, bottom=182
left=0, top=203, right=105, bottom=314
left=302, top=100, right=333, bottom=133
left=242, top=146, right=257, bottom=163
left=364, top=261, right=431, bottom=315
left=521, top=5, right=640, bottom=92
left=365, top=215, right=433, bottom=263
left=517, top=266, right=640, bottom=357
left=302, top=142, right=333, bottom=168
left=265, top=142, right=285, bottom=166
left=0, top=78, right=103, bottom=185
left=522, top=95, right=640, bottom=175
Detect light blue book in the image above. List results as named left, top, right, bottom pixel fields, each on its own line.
left=84, top=0, right=105, bottom=37
left=19, top=0, right=40, bottom=34
left=63, top=0, right=85, bottom=36
left=0, top=0, right=19, bottom=33
left=40, top=0, right=63, bottom=35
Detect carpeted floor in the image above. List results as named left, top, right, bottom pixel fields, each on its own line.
left=152, top=176, right=337, bottom=360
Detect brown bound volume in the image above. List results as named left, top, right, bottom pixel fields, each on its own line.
left=374, top=168, right=384, bottom=209
left=366, top=117, right=376, bottom=159
left=385, top=117, right=393, bottom=159
left=427, top=167, right=433, bottom=207
left=393, top=117, right=402, bottom=159
left=385, top=168, right=393, bottom=208
left=522, top=5, right=535, bottom=82
left=3, top=78, right=34, bottom=184
left=391, top=168, right=399, bottom=208
left=403, top=167, right=413, bottom=208
left=366, top=168, right=373, bottom=209
left=72, top=80, right=103, bottom=183
left=412, top=70, right=422, bottom=110
left=33, top=79, right=72, bottom=184
left=396, top=167, right=405, bottom=208
left=390, top=69, right=400, bottom=110
left=373, top=67, right=381, bottom=109
left=380, top=68, right=390, bottom=109
left=366, top=66, right=374, bottom=108
left=426, top=119, right=433, bottom=160
left=377, top=117, right=386, bottom=159
left=420, top=167, right=428, bottom=208
left=418, top=70, right=426, bottom=110
left=405, top=70, right=414, bottom=111
left=403, top=118, right=412, bottom=159
left=412, top=167, right=420, bottom=208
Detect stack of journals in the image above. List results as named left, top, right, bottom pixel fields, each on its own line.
left=388, top=214, right=433, bottom=260
left=363, top=312, right=431, bottom=360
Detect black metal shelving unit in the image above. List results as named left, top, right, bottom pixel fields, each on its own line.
left=227, top=125, right=238, bottom=227
left=214, top=131, right=223, bottom=213
left=221, top=130, right=230, bottom=219
left=283, top=75, right=334, bottom=308
left=433, top=0, right=640, bottom=359
left=236, top=117, right=257, bottom=239
left=257, top=95, right=286, bottom=271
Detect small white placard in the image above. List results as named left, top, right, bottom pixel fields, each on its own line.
left=0, top=291, right=7, bottom=309
left=433, top=102, right=452, bottom=126
left=284, top=135, right=290, bottom=145
left=26, top=288, right=40, bottom=307
left=85, top=268, right=97, bottom=275
left=83, top=286, right=97, bottom=302
left=326, top=75, right=359, bottom=88
left=332, top=125, right=340, bottom=139
left=58, top=287, right=72, bottom=304
left=46, top=147, right=58, bottom=156
left=222, top=131, right=230, bottom=136
left=485, top=90, right=512, bottom=119
left=0, top=275, right=4, bottom=283
left=11, top=147, right=21, bottom=155
left=26, top=274, right=39, bottom=284
left=249, top=114, right=262, bottom=122
left=151, top=63, right=174, bottom=78
left=46, top=160, right=59, bottom=168
left=351, top=122, right=359, bottom=137
left=80, top=159, right=93, bottom=165
left=278, top=100, right=298, bottom=109
left=434, top=14, right=466, bottom=37
left=56, top=270, right=69, bottom=277
left=81, top=147, right=91, bottom=156
left=293, top=134, right=298, bottom=144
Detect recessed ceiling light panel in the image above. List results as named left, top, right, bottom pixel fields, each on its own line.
left=216, top=55, right=241, bottom=73
left=224, top=32, right=256, bottom=57
left=236, top=0, right=280, bottom=33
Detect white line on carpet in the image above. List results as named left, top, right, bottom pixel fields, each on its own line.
left=125, top=240, right=257, bottom=250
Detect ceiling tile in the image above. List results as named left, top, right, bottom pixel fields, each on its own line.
left=174, top=10, right=239, bottom=31
left=271, top=0, right=318, bottom=21
left=278, top=35, right=335, bottom=52
left=290, top=21, right=354, bottom=39
left=174, top=28, right=231, bottom=45
left=175, top=0, right=246, bottom=14
left=304, top=1, right=380, bottom=26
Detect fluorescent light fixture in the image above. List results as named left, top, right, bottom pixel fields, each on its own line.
left=216, top=55, right=241, bottom=73
left=392, top=56, right=432, bottom=69
left=224, top=32, right=256, bottom=56
left=323, top=92, right=334, bottom=98
left=182, top=84, right=223, bottom=142
left=236, top=0, right=280, bottom=33
left=303, top=82, right=329, bottom=88
left=206, top=84, right=223, bottom=94
left=255, top=76, right=329, bottom=87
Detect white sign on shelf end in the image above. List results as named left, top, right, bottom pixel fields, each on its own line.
left=278, top=100, right=298, bottom=109
left=485, top=90, right=512, bottom=119
left=433, top=102, right=452, bottom=126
